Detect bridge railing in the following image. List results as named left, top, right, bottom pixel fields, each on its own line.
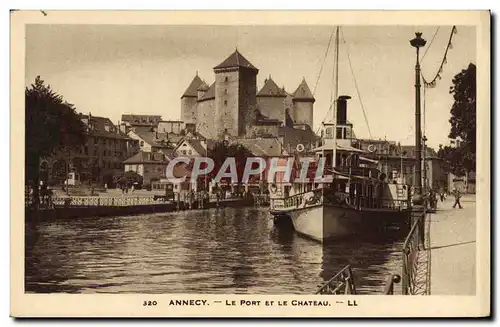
left=316, top=264, right=402, bottom=295
left=51, top=196, right=162, bottom=207
left=316, top=265, right=357, bottom=295
left=401, top=211, right=425, bottom=295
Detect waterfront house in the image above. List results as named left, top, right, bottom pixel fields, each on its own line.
left=357, top=139, right=447, bottom=190
left=42, top=113, right=140, bottom=187
left=158, top=120, right=185, bottom=134
left=123, top=151, right=170, bottom=186
left=173, top=138, right=213, bottom=157
left=127, top=126, right=177, bottom=154
left=121, top=114, right=162, bottom=127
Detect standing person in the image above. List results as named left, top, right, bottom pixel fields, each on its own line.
left=215, top=190, right=220, bottom=208
left=440, top=189, right=445, bottom=202
left=452, top=188, right=463, bottom=209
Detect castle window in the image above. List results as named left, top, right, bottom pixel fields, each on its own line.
left=224, top=100, right=228, bottom=106
left=225, top=76, right=228, bottom=82
left=224, top=89, right=228, bottom=94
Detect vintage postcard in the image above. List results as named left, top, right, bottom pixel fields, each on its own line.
left=11, top=10, right=490, bottom=318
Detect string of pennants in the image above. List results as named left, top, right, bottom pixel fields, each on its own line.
left=422, top=26, right=458, bottom=89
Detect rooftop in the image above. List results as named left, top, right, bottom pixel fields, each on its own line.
left=131, top=127, right=177, bottom=148
left=181, top=74, right=204, bottom=98
left=197, top=81, right=209, bottom=91
left=80, top=114, right=131, bottom=140
left=121, top=114, right=162, bottom=125
left=292, top=78, right=315, bottom=101
left=123, top=151, right=169, bottom=164
left=237, top=138, right=284, bottom=157
left=214, top=49, right=258, bottom=72
left=198, top=82, right=215, bottom=101
left=176, top=138, right=215, bottom=156
left=257, top=76, right=287, bottom=97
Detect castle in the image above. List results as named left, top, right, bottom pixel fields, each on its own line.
left=180, top=49, right=316, bottom=141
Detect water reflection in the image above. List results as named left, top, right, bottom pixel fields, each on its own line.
left=25, top=207, right=403, bottom=294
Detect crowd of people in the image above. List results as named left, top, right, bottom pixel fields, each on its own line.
left=427, top=187, right=464, bottom=210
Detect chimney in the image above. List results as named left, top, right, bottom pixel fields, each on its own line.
left=336, top=95, right=351, bottom=125
left=88, top=112, right=93, bottom=131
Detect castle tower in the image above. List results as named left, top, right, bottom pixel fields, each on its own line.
left=213, top=49, right=258, bottom=139
left=256, top=75, right=287, bottom=123
left=291, top=78, right=315, bottom=127
left=181, top=73, right=204, bottom=130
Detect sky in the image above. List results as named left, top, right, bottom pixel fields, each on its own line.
left=25, top=24, right=476, bottom=149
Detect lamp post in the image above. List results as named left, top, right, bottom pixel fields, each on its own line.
left=409, top=32, right=426, bottom=202
left=422, top=135, right=428, bottom=192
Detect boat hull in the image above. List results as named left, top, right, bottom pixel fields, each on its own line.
left=274, top=204, right=411, bottom=242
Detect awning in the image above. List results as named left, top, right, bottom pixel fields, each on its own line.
left=312, top=144, right=366, bottom=153
left=359, top=156, right=378, bottom=164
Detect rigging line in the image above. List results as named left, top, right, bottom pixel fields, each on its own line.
left=334, top=26, right=339, bottom=122
left=422, top=26, right=456, bottom=84
left=312, top=27, right=336, bottom=97
left=329, top=34, right=336, bottom=106
left=340, top=28, right=373, bottom=139
left=314, top=27, right=338, bottom=135
left=421, top=27, right=440, bottom=63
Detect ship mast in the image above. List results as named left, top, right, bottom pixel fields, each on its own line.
left=332, top=26, right=340, bottom=170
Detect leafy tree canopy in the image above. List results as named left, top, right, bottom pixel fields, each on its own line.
left=26, top=76, right=86, bottom=160
left=437, top=63, right=476, bottom=176
left=25, top=76, right=87, bottom=205
left=207, top=141, right=253, bottom=182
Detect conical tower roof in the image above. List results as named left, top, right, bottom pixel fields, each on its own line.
left=292, top=78, right=315, bottom=102
left=257, top=76, right=287, bottom=97
left=214, top=49, right=258, bottom=72
left=181, top=74, right=204, bottom=98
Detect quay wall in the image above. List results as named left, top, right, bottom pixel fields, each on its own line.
left=26, top=198, right=256, bottom=222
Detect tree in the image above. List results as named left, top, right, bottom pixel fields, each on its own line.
left=116, top=170, right=143, bottom=188
left=26, top=76, right=86, bottom=207
left=438, top=63, right=476, bottom=176
left=208, top=141, right=253, bottom=183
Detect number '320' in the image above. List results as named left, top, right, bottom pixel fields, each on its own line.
left=143, top=301, right=158, bottom=306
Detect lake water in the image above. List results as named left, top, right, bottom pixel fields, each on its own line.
left=25, top=207, right=404, bottom=294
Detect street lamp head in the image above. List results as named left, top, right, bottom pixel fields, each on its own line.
left=410, top=32, right=427, bottom=49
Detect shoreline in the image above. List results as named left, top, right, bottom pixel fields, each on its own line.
left=25, top=198, right=259, bottom=222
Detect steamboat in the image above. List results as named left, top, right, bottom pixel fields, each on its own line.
left=269, top=26, right=412, bottom=242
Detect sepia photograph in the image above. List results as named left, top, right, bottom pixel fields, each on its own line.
left=11, top=10, right=490, bottom=317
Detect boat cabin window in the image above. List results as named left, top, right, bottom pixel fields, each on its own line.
left=337, top=127, right=343, bottom=139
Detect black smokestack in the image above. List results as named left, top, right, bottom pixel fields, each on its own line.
left=336, top=95, right=351, bottom=125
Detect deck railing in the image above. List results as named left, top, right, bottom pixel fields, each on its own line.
left=401, top=213, right=425, bottom=295
left=316, top=265, right=357, bottom=295
left=270, top=190, right=410, bottom=212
